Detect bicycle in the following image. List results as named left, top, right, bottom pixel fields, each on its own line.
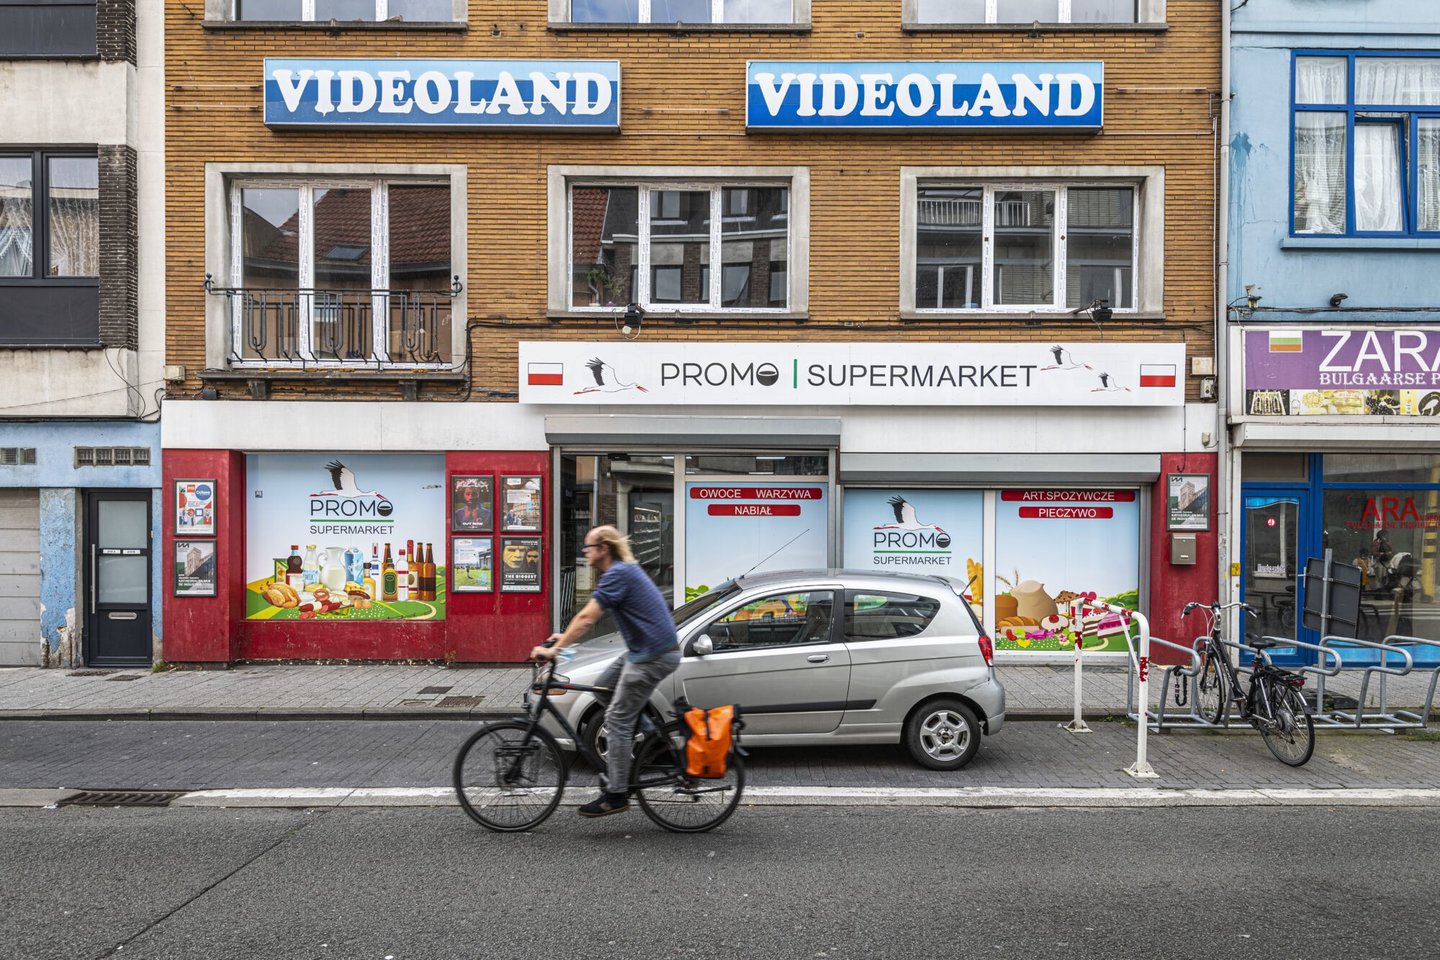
left=1183, top=600, right=1316, bottom=767
left=453, top=649, right=745, bottom=833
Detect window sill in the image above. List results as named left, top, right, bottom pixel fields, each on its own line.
left=902, top=21, right=1166, bottom=33
left=547, top=21, right=809, bottom=34
left=549, top=309, right=810, bottom=322
left=1282, top=236, right=1440, bottom=251
left=900, top=309, right=1164, bottom=322
left=202, top=19, right=468, bottom=32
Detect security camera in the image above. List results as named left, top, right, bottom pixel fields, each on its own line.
left=1329, top=293, right=1348, bottom=308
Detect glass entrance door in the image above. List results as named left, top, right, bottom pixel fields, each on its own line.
left=1242, top=494, right=1303, bottom=642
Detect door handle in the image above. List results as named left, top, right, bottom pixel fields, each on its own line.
left=90, top=544, right=97, bottom=615
left=807, top=654, right=829, bottom=663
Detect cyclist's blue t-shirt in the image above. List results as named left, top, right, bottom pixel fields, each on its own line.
left=591, top=561, right=678, bottom=663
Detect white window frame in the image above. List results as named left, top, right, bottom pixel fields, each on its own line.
left=226, top=175, right=451, bottom=367
left=901, top=165, right=1164, bottom=318
left=548, top=165, right=809, bottom=318
left=904, top=0, right=1162, bottom=25
left=221, top=0, right=463, bottom=22
left=550, top=0, right=808, bottom=25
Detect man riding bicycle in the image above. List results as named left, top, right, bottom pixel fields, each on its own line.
left=530, top=525, right=680, bottom=818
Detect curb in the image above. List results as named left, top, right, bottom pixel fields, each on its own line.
left=0, top=708, right=1094, bottom=722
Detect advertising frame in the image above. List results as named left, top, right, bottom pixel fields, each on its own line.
left=1166, top=473, right=1211, bottom=531
left=174, top=539, right=218, bottom=597
left=174, top=478, right=217, bottom=537
left=499, top=535, right=543, bottom=593
left=451, top=536, right=495, bottom=593
left=450, top=475, right=495, bottom=534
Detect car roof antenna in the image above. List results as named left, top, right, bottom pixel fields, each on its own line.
left=739, top=528, right=810, bottom=579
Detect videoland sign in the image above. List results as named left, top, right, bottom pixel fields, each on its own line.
left=518, top=341, right=1183, bottom=406
left=263, top=59, right=621, bottom=129
left=746, top=61, right=1103, bottom=130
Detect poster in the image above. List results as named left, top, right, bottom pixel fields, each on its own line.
left=174, top=540, right=217, bottom=597
left=1167, top=474, right=1210, bottom=531
left=993, top=490, right=1140, bottom=653
left=452, top=537, right=493, bottom=593
left=842, top=488, right=983, bottom=614
left=451, top=476, right=494, bottom=533
left=500, top=536, right=542, bottom=592
left=244, top=454, right=447, bottom=621
left=175, top=480, right=216, bottom=536
left=684, top=481, right=829, bottom=600
left=501, top=475, right=543, bottom=531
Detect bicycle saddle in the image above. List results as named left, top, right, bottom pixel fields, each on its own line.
left=1247, top=637, right=1281, bottom=650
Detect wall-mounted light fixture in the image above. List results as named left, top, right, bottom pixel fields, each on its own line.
left=620, top=302, right=645, bottom=338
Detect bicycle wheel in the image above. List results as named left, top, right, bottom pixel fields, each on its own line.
left=1258, top=680, right=1315, bottom=767
left=1194, top=647, right=1228, bottom=725
left=453, top=721, right=566, bottom=832
left=632, top=733, right=744, bottom=834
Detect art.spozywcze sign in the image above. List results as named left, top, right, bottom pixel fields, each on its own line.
left=263, top=59, right=621, bottom=129
left=746, top=61, right=1103, bottom=130
left=518, top=342, right=1183, bottom=406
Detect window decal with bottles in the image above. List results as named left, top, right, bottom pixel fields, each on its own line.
left=245, top=454, right=447, bottom=621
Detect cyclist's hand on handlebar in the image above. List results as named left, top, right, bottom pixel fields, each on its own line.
left=529, top=635, right=564, bottom=661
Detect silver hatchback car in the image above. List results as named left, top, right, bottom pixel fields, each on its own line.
left=538, top=569, right=1005, bottom=770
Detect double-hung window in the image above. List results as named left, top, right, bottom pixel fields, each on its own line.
left=0, top=151, right=99, bottom=345
left=228, top=177, right=453, bottom=365
left=910, top=0, right=1140, bottom=25
left=561, top=174, right=798, bottom=314
left=1293, top=52, right=1440, bottom=236
left=233, top=0, right=455, bottom=22
left=908, top=180, right=1139, bottom=313
left=558, top=0, right=799, bottom=24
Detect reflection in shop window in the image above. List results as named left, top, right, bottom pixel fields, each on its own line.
left=685, top=454, right=827, bottom=476
left=1324, top=488, right=1440, bottom=642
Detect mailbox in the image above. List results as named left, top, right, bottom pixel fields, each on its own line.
left=1170, top=533, right=1197, bottom=566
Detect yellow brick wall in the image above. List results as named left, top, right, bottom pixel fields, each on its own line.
left=166, top=1, right=1221, bottom=402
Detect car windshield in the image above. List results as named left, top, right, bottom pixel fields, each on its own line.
left=671, top=583, right=741, bottom=627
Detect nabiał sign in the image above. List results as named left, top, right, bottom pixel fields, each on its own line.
left=264, top=59, right=621, bottom=129
left=746, top=61, right=1104, bottom=130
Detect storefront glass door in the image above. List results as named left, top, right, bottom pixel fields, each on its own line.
left=1240, top=493, right=1307, bottom=645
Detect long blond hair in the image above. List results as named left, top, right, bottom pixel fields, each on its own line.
left=589, top=525, right=635, bottom=563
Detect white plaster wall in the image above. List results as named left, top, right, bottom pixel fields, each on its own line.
left=0, top=61, right=132, bottom=146
left=0, top=350, right=140, bottom=417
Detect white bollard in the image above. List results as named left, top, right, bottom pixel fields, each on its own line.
left=1122, top=605, right=1159, bottom=779
left=1060, top=598, right=1091, bottom=734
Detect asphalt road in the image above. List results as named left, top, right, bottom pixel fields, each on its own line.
left=6, top=804, right=1439, bottom=960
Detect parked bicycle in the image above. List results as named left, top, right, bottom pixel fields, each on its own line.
left=1183, top=600, right=1316, bottom=767
left=453, top=649, right=745, bottom=833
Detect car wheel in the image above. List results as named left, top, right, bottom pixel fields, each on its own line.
left=580, top=708, right=610, bottom=771
left=904, top=698, right=981, bottom=771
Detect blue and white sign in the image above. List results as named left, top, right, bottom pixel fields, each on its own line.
left=263, top=59, right=621, bottom=130
left=746, top=61, right=1103, bottom=130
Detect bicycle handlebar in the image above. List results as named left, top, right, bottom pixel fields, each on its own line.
left=1183, top=600, right=1258, bottom=618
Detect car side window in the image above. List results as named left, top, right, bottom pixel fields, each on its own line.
left=844, top=592, right=942, bottom=642
left=701, top=591, right=835, bottom=652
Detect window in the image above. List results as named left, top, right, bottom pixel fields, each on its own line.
left=562, top=0, right=798, bottom=24
left=704, top=591, right=834, bottom=651
left=912, top=0, right=1138, bottom=24
left=912, top=182, right=1136, bottom=312
left=234, top=0, right=455, bottom=21
left=567, top=181, right=792, bottom=312
left=228, top=178, right=453, bottom=365
left=0, top=151, right=99, bottom=345
left=0, top=0, right=96, bottom=56
left=1293, top=52, right=1440, bottom=236
left=844, top=592, right=942, bottom=641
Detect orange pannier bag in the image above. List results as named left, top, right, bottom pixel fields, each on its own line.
left=683, top=704, right=739, bottom=779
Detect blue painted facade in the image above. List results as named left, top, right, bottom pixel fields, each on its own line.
left=0, top=420, right=161, bottom=658
left=1229, top=1, right=1440, bottom=317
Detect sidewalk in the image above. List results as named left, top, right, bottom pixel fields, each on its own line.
left=0, top=659, right=1435, bottom=722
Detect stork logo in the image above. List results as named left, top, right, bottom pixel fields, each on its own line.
left=1091, top=371, right=1130, bottom=393
left=574, top=357, right=649, bottom=395
left=310, top=460, right=393, bottom=518
left=873, top=495, right=951, bottom=551
left=1040, top=344, right=1092, bottom=371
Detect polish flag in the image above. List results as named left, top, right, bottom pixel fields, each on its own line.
left=1139, top=364, right=1177, bottom=388
left=527, top=363, right=563, bottom=386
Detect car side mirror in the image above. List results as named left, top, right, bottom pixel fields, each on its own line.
left=691, top=634, right=714, bottom=657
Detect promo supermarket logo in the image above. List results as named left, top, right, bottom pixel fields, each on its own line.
left=873, top=496, right=951, bottom=552
left=310, top=460, right=393, bottom=518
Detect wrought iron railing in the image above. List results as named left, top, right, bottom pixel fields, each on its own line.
left=204, top=276, right=461, bottom=368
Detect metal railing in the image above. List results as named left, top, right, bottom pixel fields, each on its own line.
left=205, top=276, right=460, bottom=368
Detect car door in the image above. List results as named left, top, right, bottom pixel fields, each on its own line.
left=678, top=588, right=850, bottom=735
left=840, top=589, right=953, bottom=728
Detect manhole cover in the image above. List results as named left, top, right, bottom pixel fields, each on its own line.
left=103, top=674, right=143, bottom=682
left=67, top=670, right=114, bottom=677
left=418, top=686, right=453, bottom=695
left=58, top=791, right=183, bottom=808
left=436, top=696, right=483, bottom=708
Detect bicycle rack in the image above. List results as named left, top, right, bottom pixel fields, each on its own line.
left=1386, top=635, right=1440, bottom=729
left=1317, top=634, right=1417, bottom=731
left=1124, top=635, right=1204, bottom=730
left=1205, top=636, right=1343, bottom=728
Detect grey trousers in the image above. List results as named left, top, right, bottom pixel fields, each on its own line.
left=593, top=648, right=681, bottom=794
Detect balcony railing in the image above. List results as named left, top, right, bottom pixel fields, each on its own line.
left=205, top=277, right=460, bottom=368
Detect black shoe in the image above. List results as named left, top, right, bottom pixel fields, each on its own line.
left=578, top=792, right=630, bottom=818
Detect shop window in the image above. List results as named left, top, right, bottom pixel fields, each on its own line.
left=1323, top=453, right=1440, bottom=485
left=1323, top=487, right=1440, bottom=642
left=233, top=0, right=457, bottom=21
left=909, top=0, right=1144, bottom=25
left=560, top=0, right=801, bottom=25
left=704, top=591, right=834, bottom=650
left=906, top=176, right=1146, bottom=315
left=844, top=592, right=941, bottom=642
left=1242, top=452, right=1308, bottom=482
left=1292, top=52, right=1440, bottom=236
left=227, top=177, right=453, bottom=366
left=684, top=454, right=827, bottom=476
left=563, top=175, right=800, bottom=315
left=0, top=151, right=99, bottom=346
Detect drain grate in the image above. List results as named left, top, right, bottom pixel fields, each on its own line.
left=58, top=790, right=184, bottom=808
left=67, top=670, right=115, bottom=677
left=103, top=674, right=143, bottom=682
left=417, top=686, right=453, bottom=695
left=436, top=695, right=483, bottom=708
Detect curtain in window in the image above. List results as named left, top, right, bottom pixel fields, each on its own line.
left=1354, top=124, right=1405, bottom=232
left=46, top=157, right=98, bottom=278
left=0, top=157, right=33, bottom=277
left=1356, top=57, right=1440, bottom=106
left=1295, top=56, right=1347, bottom=105
left=1294, top=112, right=1346, bottom=234
left=1420, top=119, right=1440, bottom=232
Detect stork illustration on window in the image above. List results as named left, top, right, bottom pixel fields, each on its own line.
left=876, top=496, right=951, bottom=547
left=313, top=460, right=385, bottom=499
left=573, top=357, right=649, bottom=395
